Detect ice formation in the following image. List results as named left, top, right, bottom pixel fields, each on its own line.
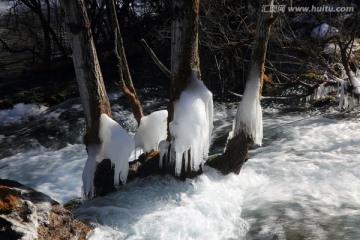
left=231, top=67, right=263, bottom=145
left=133, top=110, right=168, bottom=153
left=82, top=114, right=134, bottom=197
left=82, top=144, right=100, bottom=197
left=312, top=66, right=360, bottom=109
left=312, top=82, right=336, bottom=101
left=158, top=140, right=170, bottom=169
left=348, top=71, right=360, bottom=94
left=161, top=72, right=213, bottom=176
left=311, top=23, right=338, bottom=39
left=338, top=79, right=358, bottom=109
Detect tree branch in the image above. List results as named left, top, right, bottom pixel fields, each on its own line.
left=140, top=38, right=171, bottom=79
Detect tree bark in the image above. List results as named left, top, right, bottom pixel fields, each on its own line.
left=161, top=0, right=202, bottom=178
left=60, top=0, right=112, bottom=197
left=60, top=0, right=111, bottom=144
left=207, top=0, right=275, bottom=174
left=170, top=0, right=201, bottom=102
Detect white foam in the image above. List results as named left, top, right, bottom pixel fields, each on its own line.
left=74, top=170, right=250, bottom=240
left=108, top=92, right=123, bottom=100
left=73, top=115, right=360, bottom=239
left=0, top=144, right=86, bottom=203
left=1, top=102, right=360, bottom=239
left=0, top=103, right=48, bottom=126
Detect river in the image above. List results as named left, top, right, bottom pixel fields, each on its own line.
left=0, top=90, right=359, bottom=239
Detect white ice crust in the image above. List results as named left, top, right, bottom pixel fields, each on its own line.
left=134, top=110, right=168, bottom=153
left=231, top=68, right=263, bottom=146
left=82, top=114, right=134, bottom=197
left=161, top=72, right=213, bottom=176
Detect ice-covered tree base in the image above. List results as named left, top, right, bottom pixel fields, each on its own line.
left=82, top=114, right=134, bottom=197
left=230, top=69, right=263, bottom=146
left=160, top=74, right=213, bottom=176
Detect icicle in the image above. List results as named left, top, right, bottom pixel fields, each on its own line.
left=158, top=140, right=170, bottom=169
left=168, top=71, right=213, bottom=176
left=82, top=144, right=100, bottom=198
left=98, top=114, right=134, bottom=186
left=339, top=79, right=345, bottom=109
left=175, top=152, right=182, bottom=175
left=83, top=116, right=135, bottom=197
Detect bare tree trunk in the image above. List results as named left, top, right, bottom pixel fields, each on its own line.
left=60, top=0, right=112, bottom=196
left=170, top=0, right=201, bottom=102
left=207, top=0, right=276, bottom=174
left=107, top=0, right=144, bottom=125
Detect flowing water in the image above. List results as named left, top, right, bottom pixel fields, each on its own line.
left=0, top=91, right=359, bottom=239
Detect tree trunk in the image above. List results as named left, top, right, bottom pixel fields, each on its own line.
left=60, top=0, right=112, bottom=197
left=207, top=0, right=275, bottom=174
left=107, top=0, right=144, bottom=125
left=170, top=0, right=201, bottom=102
left=161, top=0, right=203, bottom=178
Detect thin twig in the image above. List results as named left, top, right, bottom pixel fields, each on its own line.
left=140, top=38, right=171, bottom=79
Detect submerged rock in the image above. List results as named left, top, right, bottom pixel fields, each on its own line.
left=0, top=179, right=91, bottom=240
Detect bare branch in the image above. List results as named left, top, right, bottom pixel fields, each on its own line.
left=140, top=38, right=171, bottom=79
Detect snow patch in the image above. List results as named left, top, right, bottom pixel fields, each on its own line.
left=82, top=114, right=135, bottom=197
left=133, top=110, right=167, bottom=152
left=232, top=68, right=263, bottom=145
left=162, top=72, right=213, bottom=176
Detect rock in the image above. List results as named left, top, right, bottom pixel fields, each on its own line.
left=0, top=179, right=91, bottom=240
